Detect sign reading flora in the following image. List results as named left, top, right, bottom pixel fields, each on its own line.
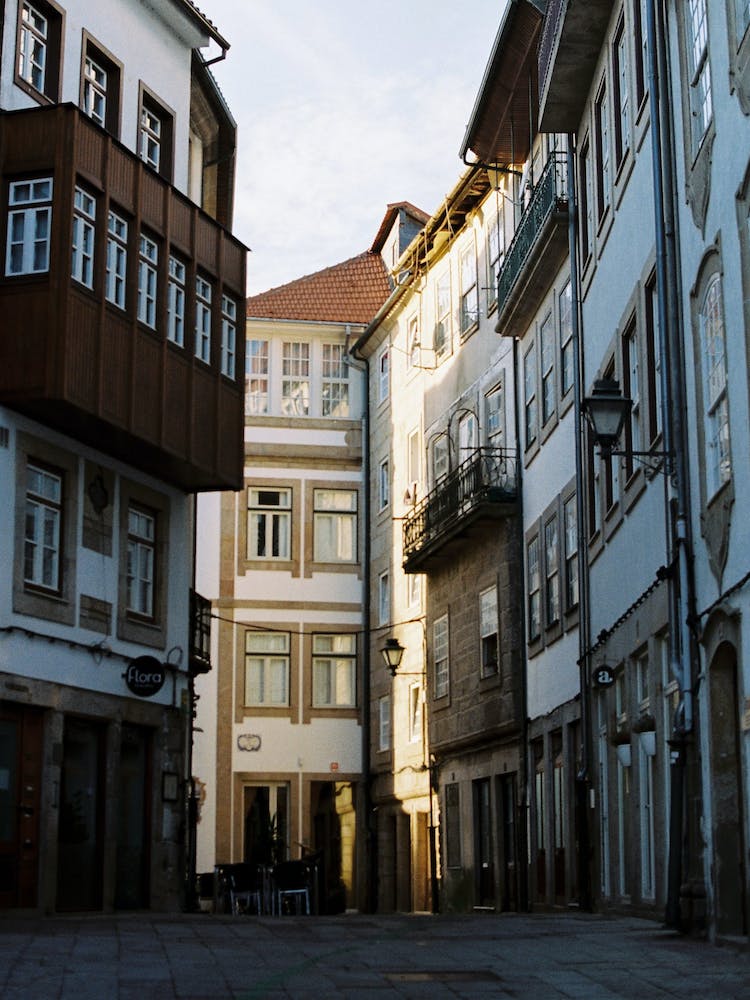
left=125, top=655, right=166, bottom=697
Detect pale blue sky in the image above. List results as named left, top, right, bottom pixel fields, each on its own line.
left=198, top=1, right=506, bottom=294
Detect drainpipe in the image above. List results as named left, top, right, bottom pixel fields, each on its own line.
left=347, top=331, right=375, bottom=913
left=645, top=0, right=695, bottom=931
left=567, top=133, right=593, bottom=913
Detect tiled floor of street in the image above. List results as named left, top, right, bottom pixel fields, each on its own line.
left=0, top=911, right=748, bottom=999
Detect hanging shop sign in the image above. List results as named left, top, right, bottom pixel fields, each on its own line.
left=124, top=655, right=166, bottom=697
left=593, top=664, right=615, bottom=688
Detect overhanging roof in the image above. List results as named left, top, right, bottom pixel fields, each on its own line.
left=459, top=0, right=545, bottom=168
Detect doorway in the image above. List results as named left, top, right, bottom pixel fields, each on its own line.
left=0, top=703, right=43, bottom=909
left=243, top=784, right=289, bottom=867
left=709, top=643, right=747, bottom=936
left=473, top=777, right=494, bottom=907
left=497, top=772, right=518, bottom=911
left=115, top=724, right=151, bottom=909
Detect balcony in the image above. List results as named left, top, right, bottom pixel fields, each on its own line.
left=494, top=152, right=569, bottom=339
left=403, top=449, right=517, bottom=573
left=0, top=104, right=247, bottom=492
left=189, top=590, right=212, bottom=676
left=538, top=0, right=615, bottom=132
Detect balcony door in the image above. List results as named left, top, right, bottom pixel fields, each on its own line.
left=457, top=412, right=477, bottom=465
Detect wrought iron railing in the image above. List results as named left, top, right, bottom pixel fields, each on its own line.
left=403, top=448, right=518, bottom=563
left=496, top=152, right=568, bottom=312
left=189, top=589, right=212, bottom=674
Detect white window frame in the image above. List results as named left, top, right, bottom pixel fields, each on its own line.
left=72, top=186, right=95, bottom=288
left=247, top=487, right=291, bottom=561
left=613, top=15, right=630, bottom=167
left=137, top=233, right=158, bottom=328
left=687, top=0, right=712, bottom=154
left=126, top=504, right=155, bottom=618
left=524, top=341, right=538, bottom=450
left=140, top=103, right=161, bottom=173
left=459, top=242, right=478, bottom=334
left=595, top=78, right=611, bottom=220
left=83, top=53, right=107, bottom=127
left=378, top=570, right=390, bottom=626
left=434, top=271, right=451, bottom=360
left=487, top=207, right=504, bottom=311
left=409, top=682, right=423, bottom=743
left=245, top=631, right=290, bottom=707
left=195, top=275, right=212, bottom=364
left=701, top=274, right=730, bottom=496
left=559, top=280, right=574, bottom=397
left=24, top=461, right=61, bottom=591
left=378, top=345, right=390, bottom=403
left=281, top=341, right=310, bottom=416
left=434, top=613, right=449, bottom=698
left=6, top=177, right=52, bottom=276
left=563, top=496, right=579, bottom=612
left=246, top=339, right=269, bottom=415
left=378, top=457, right=390, bottom=511
left=527, top=534, right=541, bottom=641
left=433, top=434, right=449, bottom=483
left=321, top=342, right=349, bottom=417
left=378, top=694, right=391, bottom=751
left=105, top=209, right=127, bottom=309
left=544, top=514, right=560, bottom=628
left=221, top=294, right=236, bottom=378
left=479, top=585, right=499, bottom=677
left=313, top=488, right=357, bottom=563
left=540, top=312, right=555, bottom=425
left=312, top=634, right=356, bottom=708
left=167, top=255, right=185, bottom=346
left=19, top=2, right=48, bottom=93
left=407, top=313, right=420, bottom=372
left=485, top=383, right=504, bottom=444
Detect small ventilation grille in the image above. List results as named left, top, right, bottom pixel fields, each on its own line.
left=0, top=426, right=9, bottom=448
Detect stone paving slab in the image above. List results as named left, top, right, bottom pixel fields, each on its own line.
left=0, top=911, right=749, bottom=999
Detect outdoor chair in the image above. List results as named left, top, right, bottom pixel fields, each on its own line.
left=272, top=859, right=311, bottom=915
left=228, top=863, right=264, bottom=916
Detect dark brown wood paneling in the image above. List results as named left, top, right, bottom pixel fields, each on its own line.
left=191, top=365, right=217, bottom=471
left=100, top=312, right=131, bottom=425
left=132, top=330, right=161, bottom=443
left=195, top=214, right=219, bottom=271
left=163, top=349, right=190, bottom=458
left=140, top=170, right=165, bottom=232
left=108, top=145, right=136, bottom=214
left=170, top=196, right=193, bottom=253
left=222, top=235, right=246, bottom=292
left=76, top=119, right=106, bottom=187
left=67, top=294, right=100, bottom=410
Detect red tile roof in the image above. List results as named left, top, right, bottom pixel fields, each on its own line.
left=246, top=251, right=392, bottom=324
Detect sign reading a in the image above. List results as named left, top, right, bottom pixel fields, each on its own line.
left=593, top=664, right=615, bottom=688
left=124, top=655, right=166, bottom=697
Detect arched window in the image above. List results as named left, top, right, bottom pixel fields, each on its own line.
left=700, top=273, right=730, bottom=496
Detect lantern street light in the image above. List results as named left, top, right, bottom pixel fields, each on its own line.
left=581, top=378, right=632, bottom=457
left=380, top=637, right=405, bottom=676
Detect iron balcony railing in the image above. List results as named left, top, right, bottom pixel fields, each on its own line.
left=496, top=151, right=568, bottom=312
left=189, top=589, right=212, bottom=675
left=403, top=448, right=518, bottom=564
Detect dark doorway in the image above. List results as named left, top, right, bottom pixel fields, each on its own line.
left=243, top=784, right=288, bottom=867
left=115, top=724, right=151, bottom=909
left=709, top=643, right=747, bottom=936
left=0, top=703, right=43, bottom=909
left=473, top=777, right=494, bottom=907
left=497, top=772, right=518, bottom=911
left=57, top=718, right=104, bottom=911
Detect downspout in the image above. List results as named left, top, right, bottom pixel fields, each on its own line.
left=347, top=330, right=375, bottom=913
left=645, top=0, right=695, bottom=930
left=568, top=133, right=593, bottom=912
left=511, top=334, right=530, bottom=912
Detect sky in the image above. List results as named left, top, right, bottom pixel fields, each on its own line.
left=196, top=1, right=506, bottom=295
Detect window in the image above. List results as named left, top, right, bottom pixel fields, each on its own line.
left=524, top=341, right=538, bottom=450
left=281, top=341, right=309, bottom=415
left=137, top=234, right=158, bottom=328
left=378, top=345, right=390, bottom=403
left=378, top=458, right=390, bottom=511
left=321, top=343, right=349, bottom=416
left=221, top=294, right=237, bottom=378
left=686, top=0, right=712, bottom=153
left=588, top=431, right=602, bottom=537
left=544, top=515, right=560, bottom=627
left=613, top=16, right=630, bottom=167
left=595, top=80, right=611, bottom=220
left=312, top=634, right=356, bottom=708
left=622, top=319, right=641, bottom=478
left=167, top=255, right=185, bottom=346
left=407, top=427, right=421, bottom=497
left=485, top=383, right=504, bottom=444
left=138, top=89, right=174, bottom=181
left=106, top=210, right=127, bottom=308
left=245, top=631, right=289, bottom=706
left=434, top=271, right=451, bottom=360
left=407, top=573, right=422, bottom=609
left=17, top=0, right=62, bottom=102
left=378, top=570, right=390, bottom=626
left=247, top=487, right=291, bottom=560
left=540, top=312, right=555, bottom=425
left=527, top=534, right=541, bottom=641
left=24, top=462, right=61, bottom=591
left=634, top=0, right=648, bottom=107
left=313, top=489, right=357, bottom=562
left=81, top=36, right=121, bottom=136
left=460, top=243, right=478, bottom=334
left=700, top=274, right=730, bottom=496
left=71, top=186, right=95, bottom=288
left=434, top=614, right=449, bottom=698
left=559, top=281, right=574, bottom=397
left=579, top=139, right=593, bottom=261
left=409, top=683, right=423, bottom=743
left=458, top=411, right=477, bottom=464
left=479, top=586, right=499, bottom=677
left=195, top=275, right=212, bottom=363
left=126, top=505, right=155, bottom=618
left=246, top=339, right=269, bottom=415
left=407, top=313, right=420, bottom=373
left=563, top=496, right=579, bottom=612
left=644, top=274, right=662, bottom=444
left=433, top=434, right=449, bottom=483
left=6, top=177, right=52, bottom=276
left=378, top=694, right=391, bottom=751
left=487, top=208, right=504, bottom=311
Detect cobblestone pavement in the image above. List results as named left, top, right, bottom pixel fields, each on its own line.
left=0, top=910, right=748, bottom=999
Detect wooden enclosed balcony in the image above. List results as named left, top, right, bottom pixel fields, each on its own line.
left=403, top=448, right=518, bottom=573
left=0, top=104, right=247, bottom=492
left=494, top=152, right=569, bottom=339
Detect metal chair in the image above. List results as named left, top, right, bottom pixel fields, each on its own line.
left=272, top=860, right=311, bottom=915
left=228, top=863, right=264, bottom=916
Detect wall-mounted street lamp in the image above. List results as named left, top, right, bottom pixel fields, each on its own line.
left=380, top=637, right=406, bottom=676
left=582, top=378, right=670, bottom=469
